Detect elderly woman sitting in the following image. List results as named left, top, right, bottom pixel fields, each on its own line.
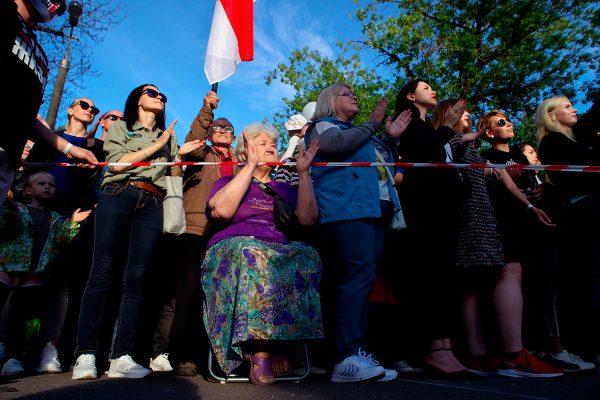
left=202, top=123, right=323, bottom=385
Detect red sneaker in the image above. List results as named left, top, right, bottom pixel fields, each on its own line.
left=464, top=354, right=502, bottom=376
left=498, top=349, right=563, bottom=378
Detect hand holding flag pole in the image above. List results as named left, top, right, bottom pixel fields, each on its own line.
left=204, top=0, right=254, bottom=94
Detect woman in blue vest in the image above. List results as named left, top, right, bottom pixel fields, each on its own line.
left=305, top=83, right=411, bottom=383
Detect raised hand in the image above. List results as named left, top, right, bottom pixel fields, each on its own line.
left=72, top=208, right=92, bottom=223
left=385, top=109, right=412, bottom=138
left=178, top=139, right=204, bottom=156
left=160, top=119, right=178, bottom=145
left=443, top=99, right=466, bottom=129
left=204, top=91, right=219, bottom=110
left=296, top=136, right=319, bottom=174
left=243, top=129, right=259, bottom=168
left=369, top=96, right=388, bottom=125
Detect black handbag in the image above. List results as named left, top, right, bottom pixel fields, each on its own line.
left=251, top=178, right=305, bottom=241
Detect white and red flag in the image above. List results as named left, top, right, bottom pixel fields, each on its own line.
left=204, top=0, right=254, bottom=85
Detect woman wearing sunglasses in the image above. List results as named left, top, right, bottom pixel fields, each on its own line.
left=72, top=84, right=201, bottom=380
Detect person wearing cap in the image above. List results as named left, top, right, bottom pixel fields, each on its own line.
left=273, top=114, right=308, bottom=187
left=163, top=91, right=238, bottom=376
left=0, top=0, right=98, bottom=210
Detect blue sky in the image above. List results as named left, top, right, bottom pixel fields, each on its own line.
left=50, top=0, right=594, bottom=145
left=63, top=0, right=366, bottom=144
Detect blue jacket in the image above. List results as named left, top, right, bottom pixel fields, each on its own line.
left=306, top=118, right=391, bottom=224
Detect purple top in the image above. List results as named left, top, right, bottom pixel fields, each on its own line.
left=206, top=176, right=298, bottom=247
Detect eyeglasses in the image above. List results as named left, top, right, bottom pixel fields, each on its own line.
left=141, top=88, right=168, bottom=104
left=103, top=114, right=122, bottom=121
left=337, top=91, right=356, bottom=98
left=209, top=126, right=234, bottom=134
left=75, top=100, right=100, bottom=115
left=495, top=118, right=511, bottom=127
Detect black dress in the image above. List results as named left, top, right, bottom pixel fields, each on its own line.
left=449, top=135, right=504, bottom=269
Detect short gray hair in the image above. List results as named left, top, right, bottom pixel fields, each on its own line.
left=234, top=122, right=280, bottom=157
left=314, top=83, right=353, bottom=120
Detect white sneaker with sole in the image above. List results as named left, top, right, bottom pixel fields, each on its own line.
left=1, top=358, right=25, bottom=376
left=149, top=353, right=173, bottom=372
left=551, top=350, right=595, bottom=371
left=107, top=355, right=150, bottom=378
left=72, top=354, right=97, bottom=380
left=331, top=349, right=385, bottom=383
left=37, top=342, right=62, bottom=373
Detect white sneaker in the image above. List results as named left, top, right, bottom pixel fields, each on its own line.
left=72, top=354, right=97, bottom=380
left=107, top=355, right=150, bottom=378
left=378, top=368, right=399, bottom=382
left=331, top=349, right=385, bottom=383
left=551, top=350, right=595, bottom=371
left=1, top=358, right=25, bottom=376
left=37, top=342, right=62, bottom=373
left=149, top=353, right=173, bottom=372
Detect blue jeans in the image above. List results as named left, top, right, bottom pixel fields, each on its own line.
left=75, top=182, right=163, bottom=358
left=327, top=214, right=387, bottom=362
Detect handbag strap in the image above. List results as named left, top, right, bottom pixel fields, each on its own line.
left=251, top=177, right=283, bottom=200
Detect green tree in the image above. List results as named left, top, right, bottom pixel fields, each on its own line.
left=34, top=0, right=125, bottom=121
left=266, top=43, right=392, bottom=148
left=267, top=0, right=598, bottom=145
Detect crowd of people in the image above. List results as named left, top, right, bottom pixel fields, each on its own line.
left=1, top=0, right=600, bottom=387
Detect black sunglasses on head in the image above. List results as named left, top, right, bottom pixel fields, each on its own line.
left=141, top=88, right=168, bottom=104
left=76, top=100, right=100, bottom=115
left=103, top=114, right=122, bottom=121
left=496, top=118, right=511, bottom=127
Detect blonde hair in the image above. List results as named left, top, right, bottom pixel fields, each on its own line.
left=476, top=110, right=509, bottom=143
left=314, top=83, right=354, bottom=120
left=234, top=123, right=280, bottom=159
left=535, top=96, right=573, bottom=144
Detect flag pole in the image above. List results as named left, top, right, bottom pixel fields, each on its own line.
left=211, top=82, right=219, bottom=93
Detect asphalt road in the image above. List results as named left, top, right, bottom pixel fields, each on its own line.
left=1, top=371, right=599, bottom=400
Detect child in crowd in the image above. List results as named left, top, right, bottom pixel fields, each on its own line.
left=0, top=171, right=91, bottom=376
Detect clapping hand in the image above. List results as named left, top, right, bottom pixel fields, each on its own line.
left=179, top=139, right=204, bottom=157
left=160, top=120, right=178, bottom=145
left=369, top=96, right=388, bottom=125
left=443, top=99, right=466, bottom=129
left=296, top=137, right=319, bottom=174
left=243, top=129, right=259, bottom=168
left=385, top=109, right=412, bottom=138
left=71, top=208, right=92, bottom=223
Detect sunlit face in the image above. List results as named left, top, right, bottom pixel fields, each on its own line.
left=68, top=98, right=97, bottom=126
left=521, top=144, right=540, bottom=165
left=208, top=118, right=235, bottom=146
left=138, top=85, right=165, bottom=114
left=459, top=110, right=470, bottom=129
left=409, top=81, right=437, bottom=110
left=100, top=110, right=123, bottom=132
left=334, top=87, right=359, bottom=121
left=551, top=98, right=578, bottom=129
left=26, top=172, right=56, bottom=202
left=251, top=133, right=278, bottom=163
left=485, top=115, right=514, bottom=143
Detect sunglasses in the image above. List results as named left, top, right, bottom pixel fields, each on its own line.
left=209, top=125, right=234, bottom=134
left=495, top=118, right=511, bottom=127
left=76, top=100, right=100, bottom=115
left=337, top=90, right=357, bottom=98
left=141, top=88, right=167, bottom=104
left=103, top=114, right=122, bottom=121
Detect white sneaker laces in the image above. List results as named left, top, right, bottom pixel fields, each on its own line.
left=356, top=349, right=380, bottom=367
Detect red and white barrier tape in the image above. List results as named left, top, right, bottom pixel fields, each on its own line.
left=22, top=161, right=600, bottom=172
